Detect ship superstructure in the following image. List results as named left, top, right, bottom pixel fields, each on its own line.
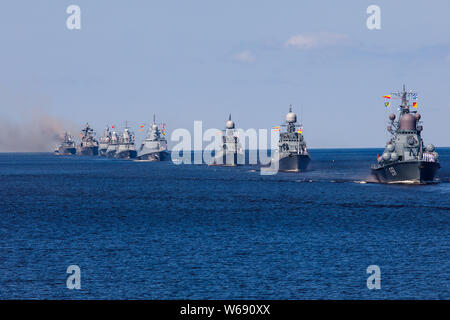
left=115, top=125, right=137, bottom=159
left=54, top=132, right=76, bottom=155
left=136, top=115, right=169, bottom=161
left=77, top=123, right=99, bottom=156
left=212, top=114, right=243, bottom=166
left=371, top=85, right=440, bottom=183
left=270, top=105, right=310, bottom=172
left=98, top=126, right=112, bottom=156
left=105, top=129, right=120, bottom=158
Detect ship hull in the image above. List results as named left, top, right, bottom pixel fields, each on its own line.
left=55, top=147, right=76, bottom=156
left=99, top=148, right=108, bottom=156
left=212, top=152, right=240, bottom=166
left=371, top=160, right=440, bottom=184
left=106, top=151, right=116, bottom=158
left=136, top=151, right=170, bottom=162
left=77, top=146, right=99, bottom=156
left=115, top=150, right=137, bottom=159
left=278, top=154, right=311, bottom=172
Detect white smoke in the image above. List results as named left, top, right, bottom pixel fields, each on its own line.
left=0, top=89, right=77, bottom=152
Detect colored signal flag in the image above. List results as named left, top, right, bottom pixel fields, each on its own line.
left=272, top=126, right=280, bottom=131
left=297, top=129, right=303, bottom=134
left=384, top=102, right=390, bottom=108
left=140, top=124, right=144, bottom=128
left=412, top=102, right=418, bottom=108
left=382, top=95, right=391, bottom=99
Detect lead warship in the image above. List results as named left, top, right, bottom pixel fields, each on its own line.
left=115, top=126, right=137, bottom=159
left=98, top=126, right=111, bottom=156
left=371, top=85, right=440, bottom=184
left=77, top=123, right=99, bottom=156
left=212, top=114, right=243, bottom=166
left=54, top=132, right=76, bottom=155
left=270, top=105, right=310, bottom=172
left=136, top=115, right=169, bottom=161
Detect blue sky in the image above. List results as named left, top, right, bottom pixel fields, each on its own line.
left=0, top=0, right=449, bottom=150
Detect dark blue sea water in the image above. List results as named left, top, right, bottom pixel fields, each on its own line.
left=0, top=149, right=449, bottom=299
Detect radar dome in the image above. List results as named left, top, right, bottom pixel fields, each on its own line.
left=386, top=144, right=395, bottom=152
left=389, top=113, right=396, bottom=121
left=225, top=114, right=235, bottom=129
left=225, top=120, right=234, bottom=129
left=426, top=144, right=435, bottom=152
left=399, top=113, right=417, bottom=131
left=382, top=152, right=391, bottom=161
left=415, top=113, right=421, bottom=120
left=390, top=152, right=399, bottom=161
left=286, top=112, right=297, bottom=123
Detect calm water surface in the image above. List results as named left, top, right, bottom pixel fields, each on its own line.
left=0, top=149, right=449, bottom=299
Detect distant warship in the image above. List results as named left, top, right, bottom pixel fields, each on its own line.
left=136, top=115, right=169, bottom=161
left=115, top=126, right=137, bottom=159
left=270, top=105, right=310, bottom=172
left=98, top=126, right=111, bottom=156
left=77, top=123, right=99, bottom=156
left=54, top=132, right=76, bottom=155
left=212, top=114, right=243, bottom=166
left=371, top=85, right=440, bottom=184
left=105, top=130, right=120, bottom=158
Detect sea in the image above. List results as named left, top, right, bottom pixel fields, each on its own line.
left=0, top=148, right=449, bottom=299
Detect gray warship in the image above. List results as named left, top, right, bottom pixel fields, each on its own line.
left=115, top=126, right=137, bottom=159
left=77, top=123, right=99, bottom=156
left=371, top=85, right=440, bottom=184
left=212, top=114, right=243, bottom=166
left=105, top=130, right=120, bottom=158
left=98, top=126, right=111, bottom=156
left=54, top=132, right=76, bottom=155
left=136, top=116, right=169, bottom=161
left=270, top=105, right=310, bottom=172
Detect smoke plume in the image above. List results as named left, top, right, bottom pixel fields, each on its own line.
left=0, top=108, right=77, bottom=152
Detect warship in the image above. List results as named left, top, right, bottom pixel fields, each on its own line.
left=54, top=132, right=76, bottom=155
left=98, top=126, right=111, bottom=156
left=270, top=105, right=310, bottom=172
left=105, top=130, right=120, bottom=158
left=115, top=126, right=137, bottom=159
left=77, top=123, right=99, bottom=156
left=212, top=114, right=243, bottom=166
left=371, top=85, right=440, bottom=184
left=136, top=115, right=169, bottom=161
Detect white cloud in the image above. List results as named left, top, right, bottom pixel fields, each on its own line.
left=232, top=50, right=256, bottom=63
left=284, top=32, right=348, bottom=49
